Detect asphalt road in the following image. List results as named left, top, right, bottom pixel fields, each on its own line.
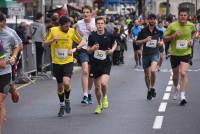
left=3, top=40, right=200, bottom=134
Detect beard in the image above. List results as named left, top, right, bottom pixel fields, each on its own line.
left=149, top=23, right=155, bottom=27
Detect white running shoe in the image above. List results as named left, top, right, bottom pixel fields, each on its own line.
left=173, top=85, right=180, bottom=100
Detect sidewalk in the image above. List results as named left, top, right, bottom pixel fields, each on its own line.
left=16, top=66, right=81, bottom=90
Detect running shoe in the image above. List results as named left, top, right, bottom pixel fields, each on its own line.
left=150, top=88, right=156, bottom=98
left=102, top=96, right=109, bottom=109
left=88, top=94, right=93, bottom=104
left=173, top=85, right=180, bottom=100
left=180, top=99, right=187, bottom=106
left=94, top=105, right=102, bottom=114
left=65, top=100, right=71, bottom=113
left=58, top=106, right=65, bottom=117
left=134, top=64, right=138, bottom=69
left=173, top=89, right=179, bottom=100
left=157, top=66, right=161, bottom=72
left=147, top=91, right=152, bottom=100
left=10, top=85, right=19, bottom=103
left=81, top=96, right=88, bottom=104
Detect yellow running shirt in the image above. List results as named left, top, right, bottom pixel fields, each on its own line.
left=164, top=21, right=195, bottom=56
left=46, top=26, right=82, bottom=64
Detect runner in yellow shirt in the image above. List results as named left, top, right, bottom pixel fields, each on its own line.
left=44, top=16, right=85, bottom=117
left=164, top=8, right=198, bottom=106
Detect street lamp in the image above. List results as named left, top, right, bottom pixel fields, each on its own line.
left=166, top=0, right=170, bottom=16
left=196, top=0, right=197, bottom=16
left=51, top=0, right=53, bottom=10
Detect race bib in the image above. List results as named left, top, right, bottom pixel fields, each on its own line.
left=176, top=40, right=188, bottom=49
left=94, top=50, right=106, bottom=60
left=55, top=48, right=68, bottom=59
left=146, top=40, right=157, bottom=48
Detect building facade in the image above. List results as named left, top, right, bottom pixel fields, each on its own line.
left=146, top=0, right=200, bottom=17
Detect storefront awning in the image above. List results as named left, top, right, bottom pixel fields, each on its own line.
left=0, top=0, right=14, bottom=7
left=16, top=0, right=33, bottom=3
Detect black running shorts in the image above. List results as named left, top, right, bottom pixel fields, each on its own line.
left=170, top=55, right=192, bottom=69
left=89, top=62, right=111, bottom=79
left=0, top=73, right=11, bottom=94
left=52, top=62, right=74, bottom=83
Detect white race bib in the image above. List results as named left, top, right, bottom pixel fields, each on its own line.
left=146, top=40, right=157, bottom=48
left=176, top=40, right=188, bottom=49
left=55, top=48, right=68, bottom=59
left=94, top=50, right=106, bottom=60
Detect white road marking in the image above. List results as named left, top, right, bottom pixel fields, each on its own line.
left=166, top=86, right=172, bottom=92
left=170, top=76, right=172, bottom=80
left=158, top=102, right=167, bottom=112
left=16, top=80, right=36, bottom=90
left=153, top=116, right=164, bottom=129
left=163, top=93, right=170, bottom=100
left=168, top=80, right=173, bottom=85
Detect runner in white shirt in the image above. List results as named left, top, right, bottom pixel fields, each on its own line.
left=75, top=5, right=96, bottom=104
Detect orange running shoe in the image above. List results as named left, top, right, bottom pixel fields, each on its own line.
left=10, top=84, right=19, bottom=103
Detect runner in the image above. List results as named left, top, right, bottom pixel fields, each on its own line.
left=0, top=12, right=20, bottom=132
left=44, top=16, right=86, bottom=117
left=87, top=16, right=117, bottom=114
left=156, top=20, right=166, bottom=71
left=164, top=8, right=198, bottom=105
left=131, top=18, right=142, bottom=68
left=75, top=5, right=96, bottom=104
left=136, top=14, right=164, bottom=100
left=3, top=22, right=24, bottom=103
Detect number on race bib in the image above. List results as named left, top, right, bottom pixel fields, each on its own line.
left=176, top=40, right=188, bottom=49
left=55, top=48, right=68, bottom=59
left=94, top=50, right=106, bottom=60
left=146, top=40, right=157, bottom=48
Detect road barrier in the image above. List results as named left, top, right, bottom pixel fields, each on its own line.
left=21, top=43, right=37, bottom=74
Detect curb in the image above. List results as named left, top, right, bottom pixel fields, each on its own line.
left=16, top=66, right=81, bottom=90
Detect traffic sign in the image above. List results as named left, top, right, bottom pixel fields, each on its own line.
left=8, top=6, right=25, bottom=16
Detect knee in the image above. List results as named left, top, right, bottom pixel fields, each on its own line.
left=82, top=69, right=89, bottom=76
left=180, top=71, right=187, bottom=78
left=101, top=82, right=107, bottom=88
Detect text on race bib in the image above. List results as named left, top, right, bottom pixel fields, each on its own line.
left=176, top=40, right=188, bottom=49
left=55, top=48, right=68, bottom=59
left=94, top=50, right=106, bottom=60
left=146, top=40, right=157, bottom=48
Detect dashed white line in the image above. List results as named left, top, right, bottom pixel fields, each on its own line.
left=168, top=80, right=173, bottom=85
left=170, top=76, right=173, bottom=80
left=153, top=116, right=164, bottom=129
left=162, top=93, right=170, bottom=100
left=158, top=102, right=167, bottom=112
left=166, top=86, right=172, bottom=92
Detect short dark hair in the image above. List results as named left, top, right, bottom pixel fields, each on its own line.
left=0, top=12, right=6, bottom=22
left=178, top=7, right=189, bottom=15
left=82, top=5, right=92, bottom=13
left=148, top=13, right=157, bottom=19
left=34, top=12, right=43, bottom=20
left=95, top=16, right=105, bottom=23
left=59, top=16, right=71, bottom=26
